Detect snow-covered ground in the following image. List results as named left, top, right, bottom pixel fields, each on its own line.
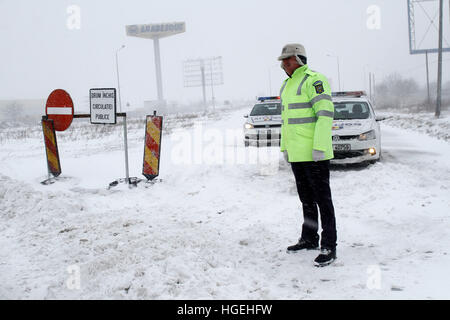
left=1, top=106, right=449, bottom=299
left=377, top=109, right=450, bottom=142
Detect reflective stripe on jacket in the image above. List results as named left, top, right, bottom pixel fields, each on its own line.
left=280, top=65, right=334, bottom=162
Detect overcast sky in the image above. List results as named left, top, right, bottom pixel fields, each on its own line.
left=0, top=0, right=449, bottom=110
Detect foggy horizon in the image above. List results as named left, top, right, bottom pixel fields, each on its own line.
left=1, top=0, right=449, bottom=110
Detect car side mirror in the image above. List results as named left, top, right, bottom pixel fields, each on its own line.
left=375, top=116, right=386, bottom=121
left=244, top=114, right=249, bottom=118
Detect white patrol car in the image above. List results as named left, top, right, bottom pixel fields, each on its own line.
left=331, top=91, right=385, bottom=164
left=243, top=96, right=282, bottom=147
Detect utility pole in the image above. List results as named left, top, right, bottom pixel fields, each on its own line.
left=425, top=51, right=431, bottom=109
left=200, top=60, right=206, bottom=111
left=337, top=56, right=341, bottom=91
left=210, top=60, right=215, bottom=111
left=436, top=0, right=443, bottom=118
left=372, top=73, right=376, bottom=105
left=326, top=54, right=341, bottom=91
left=268, top=68, right=272, bottom=96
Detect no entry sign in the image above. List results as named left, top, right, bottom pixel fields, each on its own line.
left=45, top=89, right=74, bottom=132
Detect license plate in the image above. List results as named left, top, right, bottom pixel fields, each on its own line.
left=258, top=129, right=271, bottom=138
left=333, top=144, right=351, bottom=151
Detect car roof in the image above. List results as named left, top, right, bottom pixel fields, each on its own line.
left=254, top=100, right=281, bottom=104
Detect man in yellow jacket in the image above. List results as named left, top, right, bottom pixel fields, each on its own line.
left=278, top=43, right=337, bottom=267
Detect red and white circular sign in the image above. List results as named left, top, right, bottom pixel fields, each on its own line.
left=45, top=89, right=74, bottom=131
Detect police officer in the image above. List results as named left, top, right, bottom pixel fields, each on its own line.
left=278, top=43, right=337, bottom=267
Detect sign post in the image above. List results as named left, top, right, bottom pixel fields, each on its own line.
left=41, top=88, right=142, bottom=189
left=41, top=89, right=74, bottom=184
left=89, top=88, right=134, bottom=187
left=123, top=113, right=130, bottom=183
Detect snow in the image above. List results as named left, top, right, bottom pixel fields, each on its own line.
left=0, top=106, right=450, bottom=299
left=378, top=109, right=450, bottom=142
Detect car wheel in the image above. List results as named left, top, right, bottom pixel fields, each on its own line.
left=244, top=141, right=249, bottom=147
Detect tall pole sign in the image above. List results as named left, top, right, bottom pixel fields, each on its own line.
left=407, top=0, right=449, bottom=117
left=125, top=22, right=186, bottom=105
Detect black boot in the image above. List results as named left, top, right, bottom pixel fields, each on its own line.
left=287, top=239, right=319, bottom=253
left=314, top=248, right=337, bottom=267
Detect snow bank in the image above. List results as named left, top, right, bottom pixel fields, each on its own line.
left=378, top=110, right=450, bottom=142
left=1, top=106, right=449, bottom=299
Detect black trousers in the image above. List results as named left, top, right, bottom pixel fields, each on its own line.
left=291, top=160, right=337, bottom=250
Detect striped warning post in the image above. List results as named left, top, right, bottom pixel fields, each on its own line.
left=142, top=115, right=163, bottom=180
left=42, top=118, right=61, bottom=177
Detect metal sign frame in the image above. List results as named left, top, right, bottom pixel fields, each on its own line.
left=183, top=57, right=224, bottom=88
left=407, top=0, right=450, bottom=54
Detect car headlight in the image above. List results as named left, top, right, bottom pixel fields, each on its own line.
left=244, top=123, right=254, bottom=129
left=358, top=130, right=376, bottom=141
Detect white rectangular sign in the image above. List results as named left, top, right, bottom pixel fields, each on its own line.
left=90, top=88, right=117, bottom=124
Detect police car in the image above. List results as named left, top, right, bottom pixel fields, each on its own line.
left=331, top=91, right=384, bottom=164
left=243, top=96, right=282, bottom=147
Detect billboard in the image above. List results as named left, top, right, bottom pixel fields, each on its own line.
left=407, top=0, right=450, bottom=54
left=183, top=57, right=224, bottom=88
left=126, top=22, right=186, bottom=39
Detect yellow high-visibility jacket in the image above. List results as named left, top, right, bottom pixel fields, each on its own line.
left=280, top=65, right=334, bottom=162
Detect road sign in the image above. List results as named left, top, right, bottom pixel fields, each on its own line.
left=90, top=88, right=117, bottom=124
left=45, top=89, right=74, bottom=131
left=126, top=22, right=185, bottom=39
left=142, top=114, right=163, bottom=180
left=42, top=118, right=61, bottom=177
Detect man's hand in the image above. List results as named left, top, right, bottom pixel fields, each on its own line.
left=312, top=149, right=325, bottom=162
left=283, top=151, right=289, bottom=162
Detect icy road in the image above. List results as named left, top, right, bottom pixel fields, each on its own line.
left=0, top=106, right=449, bottom=299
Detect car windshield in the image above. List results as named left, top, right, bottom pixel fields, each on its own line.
left=333, top=102, right=371, bottom=120
left=250, top=103, right=281, bottom=116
